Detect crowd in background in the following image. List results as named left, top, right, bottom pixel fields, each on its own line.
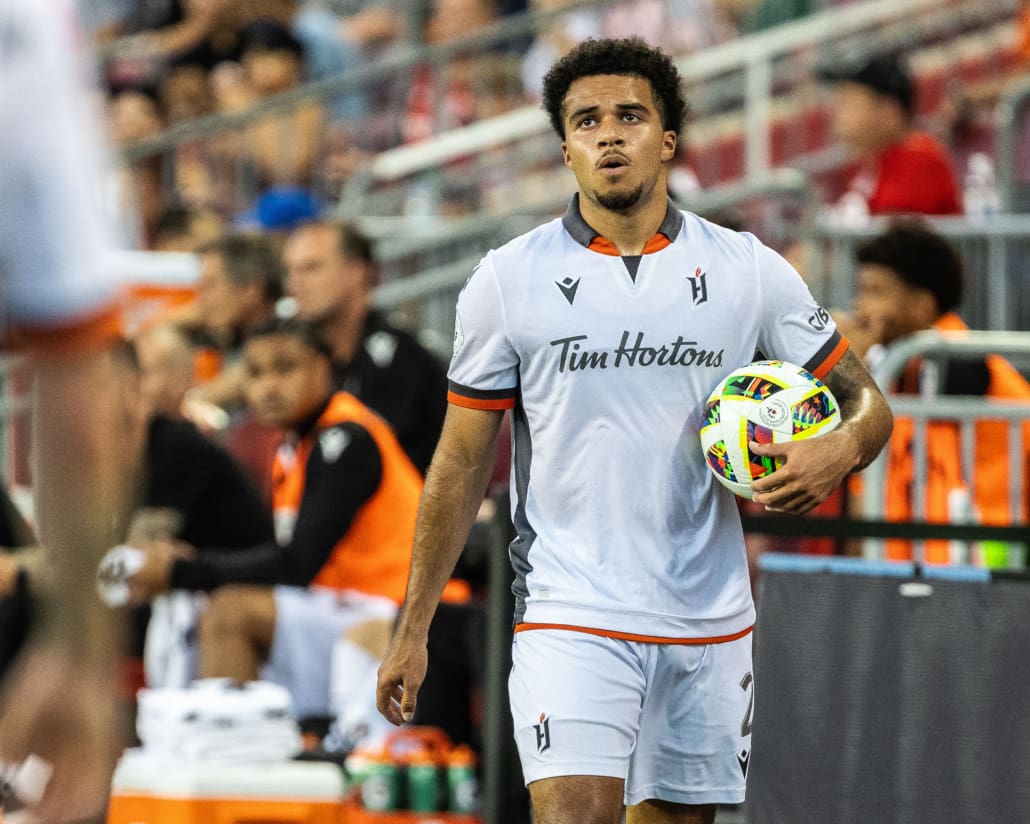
left=90, top=0, right=1008, bottom=249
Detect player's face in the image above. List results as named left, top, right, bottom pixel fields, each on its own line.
left=283, top=226, right=369, bottom=323
left=560, top=74, right=677, bottom=213
left=853, top=263, right=933, bottom=345
left=243, top=335, right=331, bottom=428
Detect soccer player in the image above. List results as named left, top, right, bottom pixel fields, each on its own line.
left=0, top=1, right=133, bottom=821
left=377, top=38, right=894, bottom=823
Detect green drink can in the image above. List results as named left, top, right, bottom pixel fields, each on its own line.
left=447, top=746, right=480, bottom=814
left=361, top=758, right=401, bottom=811
left=407, top=759, right=441, bottom=812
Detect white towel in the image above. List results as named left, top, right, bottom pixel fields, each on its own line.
left=143, top=591, right=207, bottom=688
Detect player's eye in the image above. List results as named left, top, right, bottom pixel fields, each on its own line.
left=622, top=112, right=640, bottom=122
left=578, top=116, right=596, bottom=128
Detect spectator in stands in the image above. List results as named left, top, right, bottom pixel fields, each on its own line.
left=602, top=0, right=738, bottom=56
left=214, top=19, right=325, bottom=189
left=150, top=205, right=225, bottom=252
left=834, top=220, right=1030, bottom=563
left=122, top=318, right=424, bottom=731
left=820, top=54, right=963, bottom=220
left=235, top=185, right=324, bottom=236
left=282, top=221, right=448, bottom=474
left=403, top=0, right=500, bottom=143
left=108, top=83, right=169, bottom=245
left=521, top=0, right=602, bottom=103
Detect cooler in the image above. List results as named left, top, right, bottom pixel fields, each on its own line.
left=106, top=748, right=347, bottom=824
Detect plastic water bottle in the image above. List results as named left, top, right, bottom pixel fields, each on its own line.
left=963, top=152, right=1000, bottom=220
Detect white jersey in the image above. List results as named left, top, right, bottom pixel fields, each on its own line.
left=449, top=196, right=848, bottom=640
left=0, top=0, right=121, bottom=342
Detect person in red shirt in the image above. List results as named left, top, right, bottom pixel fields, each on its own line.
left=821, top=54, right=963, bottom=218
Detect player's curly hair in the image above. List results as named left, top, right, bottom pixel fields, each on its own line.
left=541, top=38, right=688, bottom=139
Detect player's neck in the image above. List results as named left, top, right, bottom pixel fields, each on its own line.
left=579, top=185, right=670, bottom=255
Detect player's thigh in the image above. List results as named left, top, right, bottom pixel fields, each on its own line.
left=529, top=774, right=625, bottom=824
left=509, top=629, right=645, bottom=788
left=626, top=633, right=753, bottom=808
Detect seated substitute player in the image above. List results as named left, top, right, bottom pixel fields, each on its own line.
left=124, top=318, right=459, bottom=730
left=834, top=219, right=1030, bottom=564
left=377, top=37, right=894, bottom=824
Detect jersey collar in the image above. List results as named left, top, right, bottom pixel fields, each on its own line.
left=561, top=193, right=684, bottom=256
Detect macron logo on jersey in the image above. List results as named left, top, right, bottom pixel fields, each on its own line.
left=555, top=276, right=581, bottom=306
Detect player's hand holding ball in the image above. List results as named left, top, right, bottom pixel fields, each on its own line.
left=700, top=360, right=846, bottom=513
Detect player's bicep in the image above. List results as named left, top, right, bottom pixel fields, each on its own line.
left=433, top=405, right=505, bottom=475
left=821, top=347, right=885, bottom=416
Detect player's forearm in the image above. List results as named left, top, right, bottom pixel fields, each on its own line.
left=393, top=441, right=496, bottom=642
left=825, top=350, right=894, bottom=474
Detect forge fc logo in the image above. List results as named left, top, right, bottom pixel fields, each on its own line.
left=688, top=267, right=708, bottom=306
left=533, top=713, right=551, bottom=753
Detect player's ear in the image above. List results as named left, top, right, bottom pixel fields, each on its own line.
left=661, top=131, right=677, bottom=162
left=561, top=142, right=572, bottom=167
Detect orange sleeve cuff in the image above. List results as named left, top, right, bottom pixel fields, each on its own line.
left=447, top=390, right=516, bottom=410
left=810, top=335, right=850, bottom=380
left=8, top=302, right=124, bottom=357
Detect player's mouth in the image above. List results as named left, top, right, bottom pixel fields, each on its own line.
left=597, top=153, right=630, bottom=175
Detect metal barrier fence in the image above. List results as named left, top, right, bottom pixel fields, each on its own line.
left=367, top=167, right=816, bottom=354
left=996, top=72, right=1030, bottom=213
left=862, top=329, right=1030, bottom=564
left=806, top=214, right=1030, bottom=332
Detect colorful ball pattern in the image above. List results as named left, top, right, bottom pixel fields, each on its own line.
left=699, top=360, right=841, bottom=499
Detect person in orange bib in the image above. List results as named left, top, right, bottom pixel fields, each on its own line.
left=836, top=219, right=1030, bottom=563
left=124, top=318, right=460, bottom=736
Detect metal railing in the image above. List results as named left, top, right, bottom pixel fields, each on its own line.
left=862, top=329, right=1030, bottom=564
left=368, top=167, right=817, bottom=356
left=807, top=214, right=1030, bottom=332
left=996, top=72, right=1030, bottom=213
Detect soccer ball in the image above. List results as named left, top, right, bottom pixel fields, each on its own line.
left=699, top=360, right=840, bottom=499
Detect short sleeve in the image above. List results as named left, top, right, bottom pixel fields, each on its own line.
left=752, top=237, right=848, bottom=379
left=447, top=256, right=519, bottom=410
left=0, top=0, right=122, bottom=345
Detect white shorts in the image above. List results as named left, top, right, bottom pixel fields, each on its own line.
left=509, top=628, right=753, bottom=807
left=262, top=586, right=397, bottom=719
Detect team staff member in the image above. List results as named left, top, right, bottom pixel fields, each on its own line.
left=0, top=2, right=136, bottom=820
left=378, top=38, right=893, bottom=824
left=283, top=220, right=448, bottom=475
left=126, top=319, right=463, bottom=721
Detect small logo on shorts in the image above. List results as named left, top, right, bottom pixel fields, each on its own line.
left=533, top=713, right=551, bottom=753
